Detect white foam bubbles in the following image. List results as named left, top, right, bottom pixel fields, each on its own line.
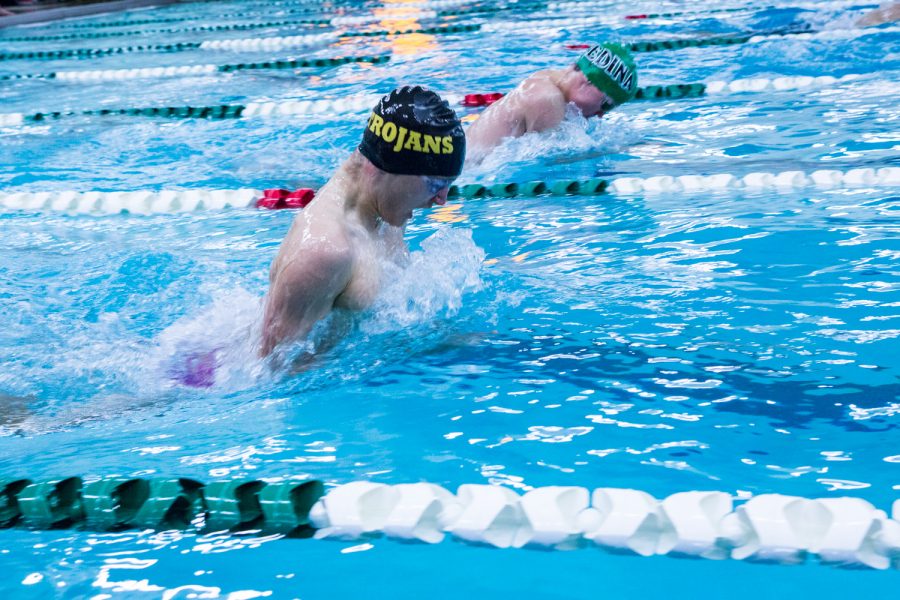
left=155, top=286, right=266, bottom=391
left=361, top=227, right=485, bottom=334
left=467, top=105, right=637, bottom=180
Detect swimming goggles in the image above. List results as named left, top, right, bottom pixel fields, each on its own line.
left=422, top=175, right=454, bottom=196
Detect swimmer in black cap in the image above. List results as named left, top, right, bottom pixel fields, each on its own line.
left=260, top=86, right=465, bottom=357
left=466, top=42, right=638, bottom=162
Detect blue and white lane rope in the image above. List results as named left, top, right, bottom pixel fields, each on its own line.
left=0, top=167, right=896, bottom=215
left=305, top=482, right=900, bottom=569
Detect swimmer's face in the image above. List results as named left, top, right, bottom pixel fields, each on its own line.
left=571, top=71, right=615, bottom=118
left=380, top=173, right=454, bottom=226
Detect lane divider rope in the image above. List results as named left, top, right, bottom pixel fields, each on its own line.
left=0, top=72, right=880, bottom=123
left=330, top=10, right=437, bottom=26
left=0, top=22, right=477, bottom=62
left=1, top=9, right=477, bottom=44
left=0, top=54, right=390, bottom=83
left=339, top=22, right=481, bottom=38
left=0, top=31, right=336, bottom=62
left=44, top=0, right=489, bottom=30
left=6, top=19, right=883, bottom=64
left=0, top=18, right=333, bottom=43
left=54, top=15, right=221, bottom=29
left=0, top=477, right=898, bottom=568
left=547, top=0, right=875, bottom=11
left=29, top=0, right=870, bottom=36
left=1, top=168, right=896, bottom=215
left=518, top=23, right=898, bottom=50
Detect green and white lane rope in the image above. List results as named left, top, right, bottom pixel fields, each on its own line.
left=0, top=10, right=469, bottom=44
left=3, top=19, right=886, bottom=64
left=0, top=19, right=333, bottom=44
left=45, top=0, right=479, bottom=30
left=0, top=167, right=896, bottom=215
left=0, top=72, right=880, bottom=124
left=0, top=23, right=485, bottom=62
left=547, top=0, right=875, bottom=11
left=0, top=31, right=337, bottom=62
left=31, top=0, right=871, bottom=35
left=1, top=476, right=898, bottom=569
left=501, top=21, right=899, bottom=50
left=0, top=54, right=390, bottom=83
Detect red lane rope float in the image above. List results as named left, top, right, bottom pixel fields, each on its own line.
left=460, top=92, right=505, bottom=107
left=565, top=43, right=592, bottom=49
left=256, top=188, right=316, bottom=210
left=625, top=14, right=649, bottom=19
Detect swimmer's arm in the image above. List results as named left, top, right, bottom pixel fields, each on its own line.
left=259, top=247, right=353, bottom=357
left=464, top=99, right=526, bottom=159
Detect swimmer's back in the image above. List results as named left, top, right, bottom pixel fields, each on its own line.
left=466, top=70, right=567, bottom=159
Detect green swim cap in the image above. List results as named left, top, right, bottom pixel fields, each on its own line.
left=576, top=42, right=638, bottom=106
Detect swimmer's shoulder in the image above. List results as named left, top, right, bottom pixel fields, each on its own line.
left=516, top=73, right=567, bottom=132
left=518, top=71, right=566, bottom=106
left=274, top=230, right=353, bottom=290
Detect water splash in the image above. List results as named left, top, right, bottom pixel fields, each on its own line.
left=362, top=227, right=485, bottom=334
left=465, top=105, right=640, bottom=181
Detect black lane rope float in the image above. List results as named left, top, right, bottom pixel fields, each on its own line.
left=0, top=41, right=203, bottom=62
left=0, top=53, right=390, bottom=82
left=0, top=476, right=323, bottom=536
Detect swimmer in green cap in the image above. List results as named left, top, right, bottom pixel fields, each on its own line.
left=260, top=86, right=465, bottom=358
left=856, top=1, right=899, bottom=26
left=466, top=42, right=638, bottom=161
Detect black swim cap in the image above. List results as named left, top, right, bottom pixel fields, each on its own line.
left=358, top=86, right=465, bottom=178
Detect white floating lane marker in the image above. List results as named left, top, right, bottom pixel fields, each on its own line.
left=241, top=93, right=462, bottom=119
left=704, top=73, right=866, bottom=95
left=609, top=167, right=900, bottom=195
left=0, top=189, right=261, bottom=214
left=198, top=32, right=338, bottom=52
left=0, top=113, right=25, bottom=126
left=307, top=481, right=900, bottom=569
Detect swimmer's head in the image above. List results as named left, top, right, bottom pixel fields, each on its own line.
left=359, top=86, right=466, bottom=179
left=575, top=43, right=638, bottom=109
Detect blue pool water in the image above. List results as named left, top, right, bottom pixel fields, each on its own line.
left=1, top=0, right=899, bottom=597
